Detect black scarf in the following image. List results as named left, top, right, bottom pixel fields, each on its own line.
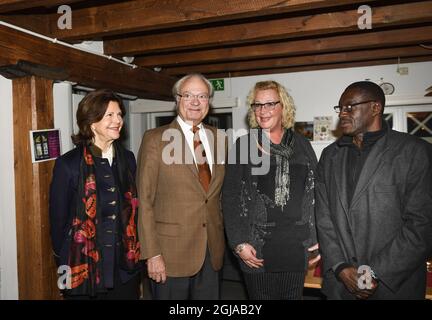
left=67, top=141, right=140, bottom=296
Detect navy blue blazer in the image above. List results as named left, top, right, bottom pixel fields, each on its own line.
left=49, top=144, right=139, bottom=288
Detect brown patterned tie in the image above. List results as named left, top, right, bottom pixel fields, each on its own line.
left=192, top=126, right=211, bottom=192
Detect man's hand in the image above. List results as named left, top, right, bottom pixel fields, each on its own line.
left=307, top=243, right=321, bottom=267
left=338, top=266, right=378, bottom=299
left=237, top=243, right=264, bottom=269
left=147, top=255, right=167, bottom=283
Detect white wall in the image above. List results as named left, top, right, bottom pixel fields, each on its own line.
left=128, top=112, right=147, bottom=157
left=53, top=82, right=74, bottom=154
left=0, top=76, right=18, bottom=300
left=214, top=61, right=432, bottom=132
left=128, top=61, right=432, bottom=158
left=72, top=93, right=84, bottom=140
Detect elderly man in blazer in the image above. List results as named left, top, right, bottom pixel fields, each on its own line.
left=316, top=81, right=432, bottom=299
left=137, top=73, right=226, bottom=299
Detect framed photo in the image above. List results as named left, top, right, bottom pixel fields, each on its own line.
left=29, top=129, right=61, bottom=163
left=294, top=121, right=314, bottom=140
left=313, top=116, right=333, bottom=141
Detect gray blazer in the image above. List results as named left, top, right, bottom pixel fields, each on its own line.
left=316, top=127, right=432, bottom=299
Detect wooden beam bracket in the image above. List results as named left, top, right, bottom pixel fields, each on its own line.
left=0, top=60, right=68, bottom=79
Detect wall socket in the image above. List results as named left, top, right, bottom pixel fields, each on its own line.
left=397, top=67, right=409, bottom=75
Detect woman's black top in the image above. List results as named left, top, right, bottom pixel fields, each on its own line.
left=258, top=153, right=309, bottom=272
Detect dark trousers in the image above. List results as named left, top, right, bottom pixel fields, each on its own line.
left=64, top=269, right=141, bottom=300
left=243, top=271, right=305, bottom=300
left=150, top=250, right=220, bottom=300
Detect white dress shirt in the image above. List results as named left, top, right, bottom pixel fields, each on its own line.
left=102, top=143, right=114, bottom=166
left=176, top=115, right=213, bottom=173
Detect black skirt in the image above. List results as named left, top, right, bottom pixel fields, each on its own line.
left=243, top=271, right=305, bottom=300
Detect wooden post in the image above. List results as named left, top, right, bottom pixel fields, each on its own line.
left=12, top=75, right=59, bottom=299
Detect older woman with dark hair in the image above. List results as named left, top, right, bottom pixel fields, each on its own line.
left=222, top=80, right=320, bottom=300
left=49, top=89, right=142, bottom=299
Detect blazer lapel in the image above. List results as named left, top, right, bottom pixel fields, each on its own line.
left=331, top=146, right=350, bottom=221
left=204, top=125, right=222, bottom=195
left=350, top=133, right=390, bottom=208
left=331, top=143, right=359, bottom=259
left=204, top=125, right=216, bottom=180
left=169, top=120, right=198, bottom=178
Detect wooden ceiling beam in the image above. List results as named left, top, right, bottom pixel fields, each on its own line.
left=0, top=24, right=176, bottom=100
left=204, top=56, right=432, bottom=78
left=162, top=46, right=432, bottom=76
left=104, top=1, right=432, bottom=56
left=135, top=26, right=432, bottom=67
left=0, top=0, right=82, bottom=13
left=39, top=0, right=376, bottom=41
left=0, top=13, right=49, bottom=34
left=0, top=0, right=84, bottom=35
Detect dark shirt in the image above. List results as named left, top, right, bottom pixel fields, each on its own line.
left=337, top=121, right=387, bottom=205
left=89, top=145, right=122, bottom=289
left=257, top=153, right=309, bottom=272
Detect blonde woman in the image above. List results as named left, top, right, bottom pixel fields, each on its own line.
left=222, top=81, right=320, bottom=299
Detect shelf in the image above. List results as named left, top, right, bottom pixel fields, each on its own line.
left=304, top=266, right=322, bottom=289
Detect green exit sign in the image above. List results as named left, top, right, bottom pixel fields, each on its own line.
left=210, top=79, right=224, bottom=91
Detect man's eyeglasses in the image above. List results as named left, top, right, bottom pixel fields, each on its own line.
left=177, top=93, right=209, bottom=102
left=333, top=100, right=376, bottom=113
left=251, top=101, right=280, bottom=112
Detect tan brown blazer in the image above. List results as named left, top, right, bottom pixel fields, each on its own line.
left=137, top=120, right=226, bottom=277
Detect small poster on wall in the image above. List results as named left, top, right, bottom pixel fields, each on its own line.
left=313, top=116, right=333, bottom=141
left=29, top=129, right=61, bottom=163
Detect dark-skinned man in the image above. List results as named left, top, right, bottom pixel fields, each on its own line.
left=316, top=81, right=432, bottom=299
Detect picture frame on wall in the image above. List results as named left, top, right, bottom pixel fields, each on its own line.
left=29, top=128, right=61, bottom=163
left=313, top=116, right=333, bottom=141
left=294, top=121, right=314, bottom=141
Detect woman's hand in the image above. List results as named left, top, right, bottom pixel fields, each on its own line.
left=236, top=243, right=264, bottom=269
left=307, top=243, right=321, bottom=267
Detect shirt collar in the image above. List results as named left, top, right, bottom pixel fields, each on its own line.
left=337, top=120, right=388, bottom=148
left=176, top=115, right=203, bottom=133
left=102, top=144, right=114, bottom=160
left=89, top=143, right=115, bottom=158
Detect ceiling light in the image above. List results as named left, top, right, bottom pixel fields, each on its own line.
left=122, top=56, right=135, bottom=63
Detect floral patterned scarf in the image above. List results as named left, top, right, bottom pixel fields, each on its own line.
left=67, top=142, right=140, bottom=296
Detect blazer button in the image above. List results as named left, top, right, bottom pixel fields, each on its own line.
left=104, top=174, right=111, bottom=178
left=109, top=200, right=117, bottom=206
left=107, top=187, right=116, bottom=192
